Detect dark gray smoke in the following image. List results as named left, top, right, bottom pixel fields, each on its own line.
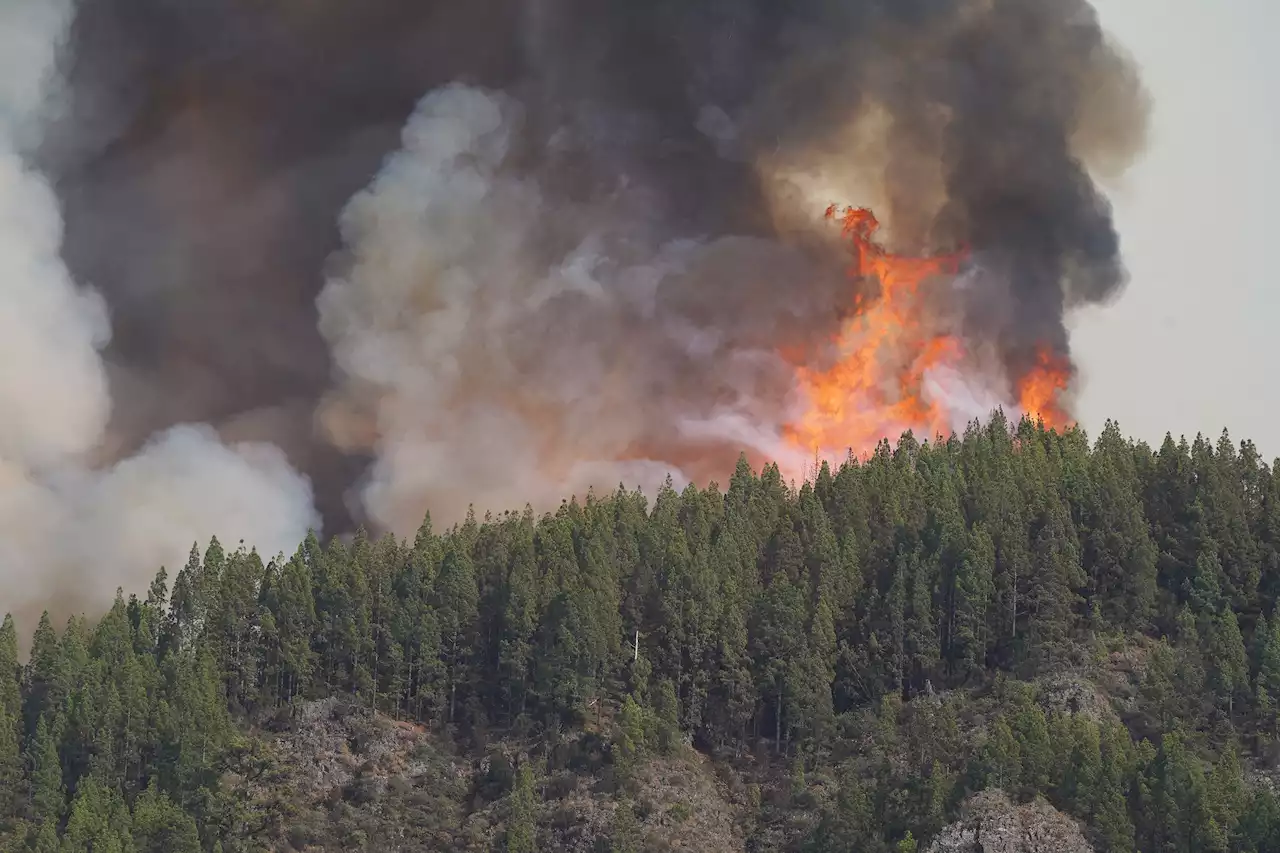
left=19, top=0, right=1147, bottom=553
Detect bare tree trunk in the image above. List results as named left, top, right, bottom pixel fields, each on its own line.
left=775, top=687, right=783, bottom=755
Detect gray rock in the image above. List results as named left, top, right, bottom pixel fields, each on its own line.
left=927, top=790, right=1093, bottom=853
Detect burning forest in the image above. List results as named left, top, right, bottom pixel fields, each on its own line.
left=0, top=0, right=1149, bottom=619
left=784, top=204, right=1075, bottom=460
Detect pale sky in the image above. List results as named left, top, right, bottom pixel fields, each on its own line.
left=1074, top=0, right=1280, bottom=456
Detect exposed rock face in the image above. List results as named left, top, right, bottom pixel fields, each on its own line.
left=243, top=699, right=745, bottom=852
left=1036, top=672, right=1119, bottom=724
left=927, top=790, right=1093, bottom=853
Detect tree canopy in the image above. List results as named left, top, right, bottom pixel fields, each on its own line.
left=4, top=414, right=1280, bottom=852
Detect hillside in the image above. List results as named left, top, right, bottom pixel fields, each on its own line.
left=4, top=415, right=1280, bottom=852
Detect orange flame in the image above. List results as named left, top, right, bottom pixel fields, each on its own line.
left=784, top=205, right=1073, bottom=458
left=1016, top=346, right=1073, bottom=430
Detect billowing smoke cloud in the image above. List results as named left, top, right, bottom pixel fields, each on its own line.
left=1, top=0, right=1147, bottom=609
left=0, top=0, right=318, bottom=626
left=315, top=84, right=844, bottom=533
left=318, top=0, right=1149, bottom=532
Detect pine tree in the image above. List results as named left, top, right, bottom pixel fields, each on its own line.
left=1012, top=704, right=1053, bottom=797
left=653, top=679, right=680, bottom=755
left=614, top=695, right=647, bottom=790
left=948, top=525, right=995, bottom=684
left=1205, top=607, right=1249, bottom=717
left=0, top=616, right=21, bottom=827
left=33, top=819, right=58, bottom=853
left=1081, top=423, right=1159, bottom=629
left=28, top=716, right=64, bottom=826
left=707, top=531, right=755, bottom=750
left=1056, top=715, right=1102, bottom=818
left=0, top=709, right=18, bottom=830
left=434, top=542, right=478, bottom=725
left=506, top=762, right=537, bottom=853
left=749, top=569, right=807, bottom=751
left=0, top=616, right=18, bottom=722
left=390, top=519, right=443, bottom=722
left=23, top=613, right=59, bottom=737
left=59, top=777, right=134, bottom=853
left=807, top=765, right=877, bottom=853
left=1258, top=613, right=1280, bottom=734
left=610, top=800, right=642, bottom=853
left=131, top=782, right=201, bottom=853
left=260, top=547, right=318, bottom=706
left=1025, top=496, right=1085, bottom=670
left=802, top=594, right=838, bottom=747
left=498, top=513, right=537, bottom=724
left=209, top=545, right=267, bottom=712
left=982, top=717, right=1021, bottom=792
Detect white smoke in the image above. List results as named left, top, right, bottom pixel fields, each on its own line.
left=922, top=363, right=1014, bottom=434
left=319, top=85, right=654, bottom=532
left=318, top=83, right=815, bottom=533
left=0, top=0, right=319, bottom=624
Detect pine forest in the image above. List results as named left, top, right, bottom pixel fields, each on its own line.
left=4, top=414, right=1280, bottom=852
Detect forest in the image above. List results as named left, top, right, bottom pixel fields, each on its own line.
left=4, top=412, right=1280, bottom=852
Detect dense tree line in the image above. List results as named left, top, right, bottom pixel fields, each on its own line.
left=5, top=412, right=1280, bottom=851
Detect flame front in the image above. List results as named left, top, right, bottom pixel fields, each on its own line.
left=784, top=205, right=1074, bottom=459
left=1017, top=346, right=1073, bottom=431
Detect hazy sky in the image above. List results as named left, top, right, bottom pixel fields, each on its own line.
left=1075, top=0, right=1280, bottom=455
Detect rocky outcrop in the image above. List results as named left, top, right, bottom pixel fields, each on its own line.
left=241, top=700, right=746, bottom=852
left=927, top=790, right=1093, bottom=853
left=1035, top=672, right=1119, bottom=724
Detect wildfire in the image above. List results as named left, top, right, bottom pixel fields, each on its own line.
left=784, top=205, right=1074, bottom=458
left=1016, top=346, right=1073, bottom=430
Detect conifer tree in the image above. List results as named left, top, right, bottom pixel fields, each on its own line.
left=614, top=695, right=647, bottom=789
left=948, top=525, right=994, bottom=683
left=708, top=531, right=755, bottom=750
left=1095, top=723, right=1137, bottom=853
left=59, top=777, right=134, bottom=853
left=0, top=616, right=18, bottom=722
left=131, top=782, right=201, bottom=853
left=1205, top=607, right=1250, bottom=716
left=23, top=612, right=58, bottom=736
left=268, top=547, right=320, bottom=705
left=506, top=763, right=537, bottom=853
left=434, top=543, right=478, bottom=725
left=0, top=616, right=21, bottom=826
left=807, top=766, right=877, bottom=853
left=750, top=569, right=807, bottom=751
left=1257, top=613, right=1280, bottom=734
left=610, top=800, right=642, bottom=853
left=28, top=716, right=63, bottom=826
left=0, top=709, right=18, bottom=830
left=1082, top=422, right=1159, bottom=629
left=33, top=819, right=58, bottom=853
left=498, top=512, right=538, bottom=724
left=653, top=679, right=680, bottom=755
left=982, top=717, right=1021, bottom=792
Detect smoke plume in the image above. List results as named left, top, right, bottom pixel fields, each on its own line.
left=317, top=0, right=1150, bottom=532
left=1, top=0, right=1149, bottom=615
left=0, top=0, right=318, bottom=626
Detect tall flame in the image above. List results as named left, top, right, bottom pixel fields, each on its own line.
left=784, top=205, right=1074, bottom=458
left=1017, top=346, right=1073, bottom=430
